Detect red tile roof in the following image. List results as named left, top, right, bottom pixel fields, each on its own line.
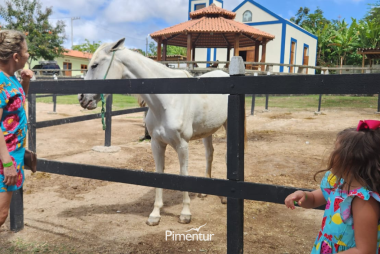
left=63, top=49, right=92, bottom=59
left=151, top=16, right=274, bottom=39
left=190, top=3, right=236, bottom=19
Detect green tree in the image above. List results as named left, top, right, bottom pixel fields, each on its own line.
left=329, top=19, right=360, bottom=72
left=149, top=41, right=157, bottom=56
left=167, top=45, right=186, bottom=56
left=291, top=7, right=330, bottom=30
left=365, top=1, right=380, bottom=22
left=72, top=39, right=101, bottom=53
left=148, top=42, right=186, bottom=57
left=0, top=0, right=66, bottom=67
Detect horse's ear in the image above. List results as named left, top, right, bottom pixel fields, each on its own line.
left=110, top=38, right=125, bottom=52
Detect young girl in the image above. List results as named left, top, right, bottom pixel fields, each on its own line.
left=285, top=120, right=380, bottom=253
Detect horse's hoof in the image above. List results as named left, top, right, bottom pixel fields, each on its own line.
left=197, top=193, right=207, bottom=198
left=178, top=214, right=191, bottom=224
left=146, top=216, right=161, bottom=226
left=220, top=197, right=227, bottom=204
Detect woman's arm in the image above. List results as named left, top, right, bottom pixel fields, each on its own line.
left=0, top=109, right=17, bottom=186
left=285, top=189, right=326, bottom=209
left=19, top=69, right=34, bottom=95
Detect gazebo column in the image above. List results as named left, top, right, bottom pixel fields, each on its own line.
left=234, top=34, right=240, bottom=56
left=226, top=46, right=231, bottom=67
left=192, top=44, right=196, bottom=67
left=255, top=40, right=260, bottom=70
left=361, top=54, right=365, bottom=74
left=187, top=34, right=192, bottom=68
left=162, top=39, right=167, bottom=61
left=157, top=38, right=162, bottom=61
left=261, top=39, right=267, bottom=71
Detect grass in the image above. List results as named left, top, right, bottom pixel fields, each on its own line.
left=245, top=95, right=378, bottom=110
left=36, top=94, right=140, bottom=110
left=36, top=94, right=379, bottom=111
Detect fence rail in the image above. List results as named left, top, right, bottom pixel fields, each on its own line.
left=10, top=72, right=380, bottom=253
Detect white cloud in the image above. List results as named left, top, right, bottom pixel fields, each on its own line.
left=104, top=0, right=188, bottom=23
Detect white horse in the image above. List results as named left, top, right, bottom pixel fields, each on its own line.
left=78, top=38, right=237, bottom=226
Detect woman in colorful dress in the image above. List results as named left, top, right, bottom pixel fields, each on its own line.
left=0, top=30, right=33, bottom=228
left=285, top=120, right=380, bottom=253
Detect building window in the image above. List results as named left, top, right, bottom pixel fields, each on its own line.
left=195, top=4, right=206, bottom=10
left=243, top=11, right=252, bottom=22
left=81, top=64, right=88, bottom=73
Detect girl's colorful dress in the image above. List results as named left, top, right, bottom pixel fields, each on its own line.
left=311, top=171, right=380, bottom=253
left=0, top=72, right=27, bottom=192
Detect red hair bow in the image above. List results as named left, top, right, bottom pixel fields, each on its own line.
left=357, top=120, right=380, bottom=131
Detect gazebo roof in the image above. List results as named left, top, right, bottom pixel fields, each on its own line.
left=150, top=3, right=275, bottom=48
left=358, top=48, right=380, bottom=59
left=190, top=3, right=236, bottom=19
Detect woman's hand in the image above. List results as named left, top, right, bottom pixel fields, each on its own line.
left=3, top=164, right=17, bottom=186
left=285, top=190, right=307, bottom=210
left=20, top=69, right=34, bottom=81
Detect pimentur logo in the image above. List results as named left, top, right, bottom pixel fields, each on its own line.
left=165, top=223, right=215, bottom=241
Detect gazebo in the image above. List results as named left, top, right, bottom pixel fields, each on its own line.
left=357, top=48, right=380, bottom=73
left=150, top=4, right=275, bottom=69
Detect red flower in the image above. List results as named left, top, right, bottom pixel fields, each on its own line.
left=4, top=133, right=18, bottom=152
left=5, top=95, right=22, bottom=112
left=3, top=114, right=20, bottom=131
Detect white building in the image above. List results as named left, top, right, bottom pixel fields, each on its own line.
left=188, top=0, right=318, bottom=74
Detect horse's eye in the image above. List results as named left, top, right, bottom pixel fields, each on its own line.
left=91, top=63, right=98, bottom=69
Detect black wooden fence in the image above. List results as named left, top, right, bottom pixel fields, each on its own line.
left=9, top=73, right=380, bottom=253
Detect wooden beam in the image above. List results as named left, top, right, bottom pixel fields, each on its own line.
left=261, top=39, right=267, bottom=71
left=362, top=54, right=365, bottom=74
left=163, top=39, right=167, bottom=61
left=193, top=34, right=202, bottom=46
left=221, top=34, right=230, bottom=47
left=187, top=34, right=192, bottom=67
left=166, top=33, right=182, bottom=41
left=157, top=38, right=162, bottom=61
left=226, top=46, right=231, bottom=67
left=192, top=45, right=196, bottom=61
left=255, top=40, right=260, bottom=62
left=234, top=34, right=240, bottom=56
left=242, top=34, right=256, bottom=43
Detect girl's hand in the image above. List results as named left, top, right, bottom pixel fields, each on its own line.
left=285, top=190, right=307, bottom=210
left=20, top=69, right=34, bottom=81
left=3, top=164, right=17, bottom=186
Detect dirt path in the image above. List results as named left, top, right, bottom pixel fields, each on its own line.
left=1, top=102, right=378, bottom=253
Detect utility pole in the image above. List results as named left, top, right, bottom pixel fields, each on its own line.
left=71, top=17, right=80, bottom=48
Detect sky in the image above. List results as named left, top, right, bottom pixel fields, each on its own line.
left=0, top=0, right=376, bottom=52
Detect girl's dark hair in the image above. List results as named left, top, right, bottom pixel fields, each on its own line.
left=315, top=127, right=380, bottom=193
left=0, top=30, right=26, bottom=63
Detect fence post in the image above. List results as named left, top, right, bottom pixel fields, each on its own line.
left=52, top=94, right=57, bottom=113
left=104, top=94, right=113, bottom=147
left=227, top=56, right=245, bottom=254
left=10, top=93, right=36, bottom=232
left=377, top=95, right=380, bottom=114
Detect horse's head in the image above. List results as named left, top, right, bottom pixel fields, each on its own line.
left=78, top=38, right=125, bottom=110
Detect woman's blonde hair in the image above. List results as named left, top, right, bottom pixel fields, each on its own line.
left=0, top=30, right=26, bottom=62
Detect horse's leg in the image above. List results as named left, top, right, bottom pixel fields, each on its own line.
left=176, top=140, right=192, bottom=224
left=146, top=138, right=167, bottom=226
left=198, top=135, right=213, bottom=198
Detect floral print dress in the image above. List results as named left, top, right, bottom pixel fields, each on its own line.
left=311, top=171, right=380, bottom=253
left=0, top=72, right=27, bottom=192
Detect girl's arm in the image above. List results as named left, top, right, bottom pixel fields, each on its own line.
left=338, top=197, right=379, bottom=254
left=285, top=189, right=326, bottom=210
left=0, top=109, right=17, bottom=186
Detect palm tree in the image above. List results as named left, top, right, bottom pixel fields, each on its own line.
left=328, top=19, right=360, bottom=73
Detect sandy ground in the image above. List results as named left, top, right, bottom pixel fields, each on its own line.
left=0, top=101, right=378, bottom=253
